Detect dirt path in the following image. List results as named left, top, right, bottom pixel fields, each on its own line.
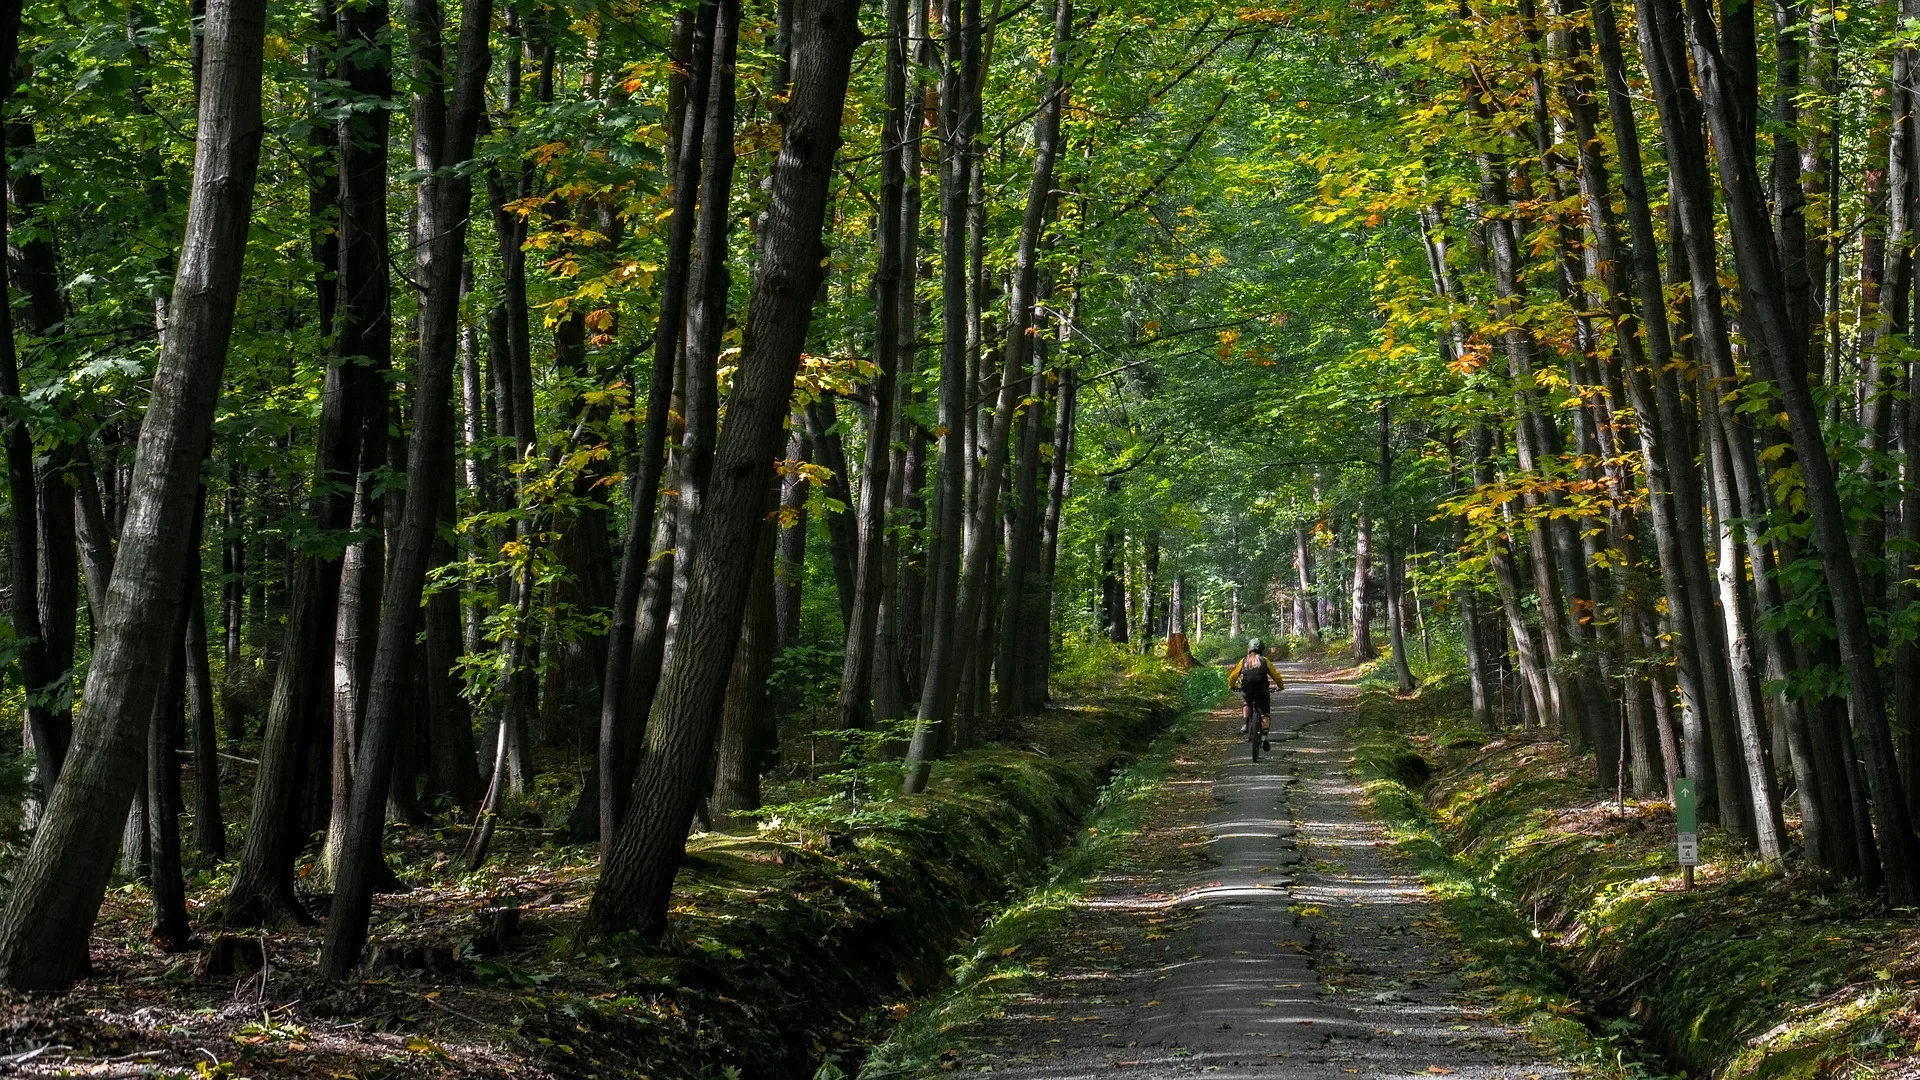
left=937, top=666, right=1573, bottom=1078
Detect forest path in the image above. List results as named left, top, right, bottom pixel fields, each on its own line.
left=935, top=666, right=1572, bottom=1078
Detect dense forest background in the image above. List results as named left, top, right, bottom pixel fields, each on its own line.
left=2, top=0, right=1920, bottom=1050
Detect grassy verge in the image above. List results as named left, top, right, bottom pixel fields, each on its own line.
left=851, top=666, right=1224, bottom=1078
left=607, top=679, right=1187, bottom=1080
left=1350, top=677, right=1920, bottom=1080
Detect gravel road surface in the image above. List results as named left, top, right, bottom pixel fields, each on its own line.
left=939, top=666, right=1572, bottom=1078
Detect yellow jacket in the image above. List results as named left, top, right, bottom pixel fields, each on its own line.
left=1228, top=653, right=1283, bottom=692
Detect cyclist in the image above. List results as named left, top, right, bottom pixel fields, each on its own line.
left=1229, top=639, right=1282, bottom=750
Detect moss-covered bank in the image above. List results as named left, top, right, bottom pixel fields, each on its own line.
left=523, top=674, right=1191, bottom=1079
left=1351, top=681, right=1920, bottom=1079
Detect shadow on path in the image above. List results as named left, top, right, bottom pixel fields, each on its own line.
left=942, top=666, right=1572, bottom=1078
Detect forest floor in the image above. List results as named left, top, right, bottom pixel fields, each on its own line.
left=858, top=665, right=1576, bottom=1078
left=0, top=675, right=1186, bottom=1079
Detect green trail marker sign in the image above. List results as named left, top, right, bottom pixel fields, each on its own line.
left=1675, top=778, right=1699, bottom=868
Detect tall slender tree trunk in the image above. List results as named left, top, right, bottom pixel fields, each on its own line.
left=587, top=0, right=861, bottom=940
left=187, top=557, right=223, bottom=858
left=148, top=597, right=192, bottom=952
left=805, top=396, right=859, bottom=629
left=994, top=0, right=1071, bottom=713
left=321, top=457, right=384, bottom=884
left=1350, top=513, right=1374, bottom=661
left=903, top=50, right=1057, bottom=784
left=1025, top=360, right=1074, bottom=711
left=901, top=0, right=978, bottom=785
left=326, top=0, right=396, bottom=872
left=834, top=0, right=910, bottom=729
left=710, top=487, right=779, bottom=826
left=1616, top=3, right=1750, bottom=826
left=774, top=425, right=808, bottom=651
left=426, top=475, right=480, bottom=811
left=1668, top=0, right=1920, bottom=898
left=598, top=3, right=712, bottom=848
left=1378, top=405, right=1415, bottom=691
left=0, top=59, right=62, bottom=800
left=0, top=0, right=268, bottom=988
left=657, top=0, right=740, bottom=695
left=320, top=0, right=491, bottom=975
left=877, top=13, right=929, bottom=724
left=1702, top=380, right=1785, bottom=858
left=223, top=444, right=246, bottom=667
left=1588, top=0, right=1740, bottom=821
left=1294, top=526, right=1320, bottom=639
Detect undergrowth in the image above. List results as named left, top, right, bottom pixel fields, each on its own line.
left=1352, top=678, right=1920, bottom=1080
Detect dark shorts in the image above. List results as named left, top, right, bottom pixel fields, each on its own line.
left=1244, top=688, right=1271, bottom=715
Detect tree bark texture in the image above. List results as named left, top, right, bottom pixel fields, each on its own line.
left=0, top=0, right=268, bottom=988
left=599, top=0, right=714, bottom=850
left=320, top=0, right=490, bottom=975
left=587, top=0, right=860, bottom=939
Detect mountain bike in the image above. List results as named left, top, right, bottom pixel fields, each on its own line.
left=1243, top=695, right=1272, bottom=761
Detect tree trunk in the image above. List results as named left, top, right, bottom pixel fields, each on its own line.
left=426, top=474, right=480, bottom=812
left=329, top=0, right=394, bottom=833
left=586, top=0, right=860, bottom=940
left=1101, top=505, right=1126, bottom=642
left=834, top=0, right=910, bottom=730
left=321, top=459, right=384, bottom=885
left=1294, top=526, right=1320, bottom=639
left=149, top=595, right=192, bottom=952
left=899, top=400, right=929, bottom=700
left=0, top=0, right=268, bottom=988
left=774, top=425, right=808, bottom=652
left=663, top=0, right=741, bottom=681
left=320, top=0, right=490, bottom=976
left=223, top=441, right=246, bottom=667
left=186, top=556, right=224, bottom=859
left=73, top=448, right=115, bottom=630
left=899, top=0, right=976, bottom=777
left=1669, top=0, right=1920, bottom=895
left=1589, top=0, right=1743, bottom=818
left=1350, top=513, right=1374, bottom=661
left=804, top=396, right=859, bottom=630
left=1471, top=423, right=1553, bottom=727
left=32, top=452, right=77, bottom=809
left=1376, top=405, right=1414, bottom=691
left=908, top=159, right=1037, bottom=775
left=1382, top=538, right=1414, bottom=689
left=1455, top=517, right=1495, bottom=729
left=876, top=27, right=930, bottom=725
left=0, top=124, right=61, bottom=800
left=1702, top=381, right=1784, bottom=859
left=1024, top=361, right=1074, bottom=713
left=710, top=488, right=779, bottom=826
left=1140, top=534, right=1160, bottom=653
